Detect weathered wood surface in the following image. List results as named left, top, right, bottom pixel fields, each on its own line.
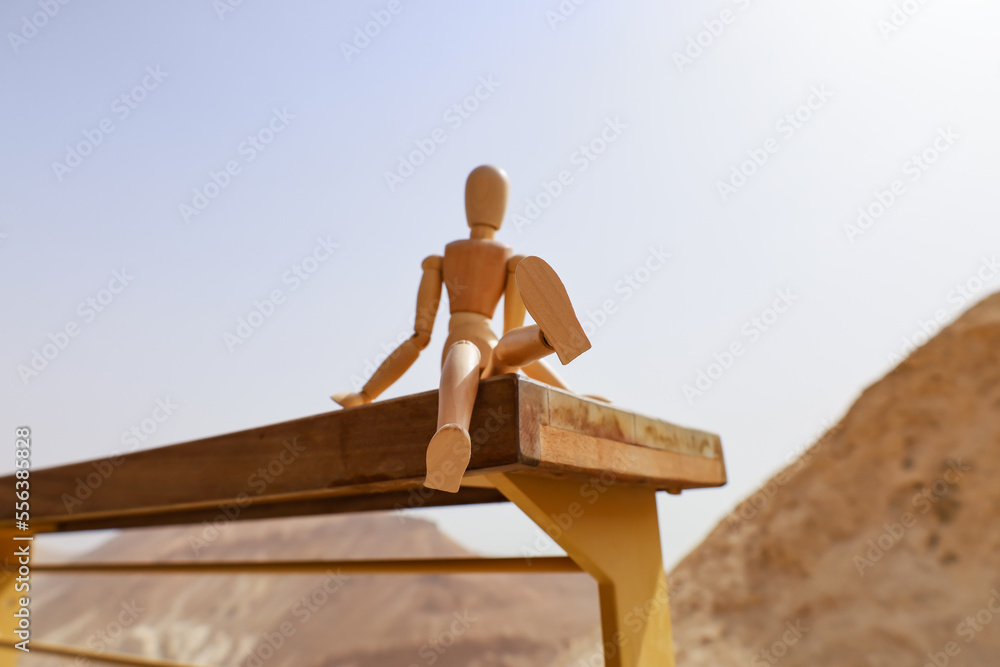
left=1, top=375, right=724, bottom=533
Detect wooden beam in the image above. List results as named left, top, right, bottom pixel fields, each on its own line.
left=17, top=556, right=582, bottom=576
left=35, top=486, right=509, bottom=533
left=0, top=376, right=724, bottom=533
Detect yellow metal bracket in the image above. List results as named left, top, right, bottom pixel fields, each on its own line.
left=487, top=472, right=674, bottom=667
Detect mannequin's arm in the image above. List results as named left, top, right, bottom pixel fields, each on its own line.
left=332, top=256, right=443, bottom=407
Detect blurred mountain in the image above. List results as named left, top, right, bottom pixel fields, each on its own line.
left=28, top=513, right=598, bottom=666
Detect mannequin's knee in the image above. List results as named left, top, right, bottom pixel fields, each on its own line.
left=445, top=339, right=482, bottom=365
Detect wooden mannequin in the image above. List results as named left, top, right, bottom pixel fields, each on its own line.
left=332, top=166, right=591, bottom=493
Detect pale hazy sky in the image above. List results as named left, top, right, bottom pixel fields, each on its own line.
left=3, top=0, right=999, bottom=567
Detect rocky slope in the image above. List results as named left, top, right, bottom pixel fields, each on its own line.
left=671, top=292, right=1000, bottom=665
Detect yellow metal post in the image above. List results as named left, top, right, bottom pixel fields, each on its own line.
left=488, top=472, right=674, bottom=667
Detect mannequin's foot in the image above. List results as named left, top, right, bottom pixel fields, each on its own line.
left=331, top=391, right=370, bottom=408
left=424, top=424, right=472, bottom=493
left=515, top=257, right=591, bottom=364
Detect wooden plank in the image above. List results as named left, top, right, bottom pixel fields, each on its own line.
left=633, top=413, right=721, bottom=458
left=515, top=373, right=549, bottom=463
left=0, top=376, right=725, bottom=533
left=38, top=487, right=509, bottom=533
left=535, top=425, right=726, bottom=489
left=3, top=377, right=522, bottom=532
left=548, top=389, right=635, bottom=443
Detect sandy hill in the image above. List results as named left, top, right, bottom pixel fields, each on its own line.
left=671, top=291, right=1000, bottom=665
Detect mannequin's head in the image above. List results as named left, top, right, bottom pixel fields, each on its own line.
left=465, top=165, right=509, bottom=235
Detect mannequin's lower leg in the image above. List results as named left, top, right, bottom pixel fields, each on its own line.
left=486, top=325, right=553, bottom=377
left=425, top=340, right=481, bottom=493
